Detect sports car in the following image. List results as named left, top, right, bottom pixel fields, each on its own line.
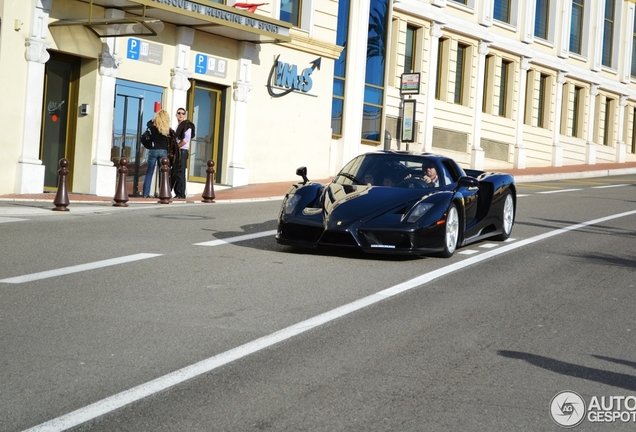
left=276, top=151, right=516, bottom=257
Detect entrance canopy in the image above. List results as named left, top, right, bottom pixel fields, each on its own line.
left=50, top=0, right=291, bottom=42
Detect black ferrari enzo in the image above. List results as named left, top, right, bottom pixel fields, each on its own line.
left=276, top=151, right=516, bottom=257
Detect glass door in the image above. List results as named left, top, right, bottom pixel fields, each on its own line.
left=41, top=53, right=80, bottom=190
left=188, top=82, right=225, bottom=183
left=113, top=80, right=163, bottom=196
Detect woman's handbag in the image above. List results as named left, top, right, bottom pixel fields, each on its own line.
left=140, top=128, right=153, bottom=149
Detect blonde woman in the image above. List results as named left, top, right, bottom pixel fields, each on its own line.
left=143, top=109, right=171, bottom=198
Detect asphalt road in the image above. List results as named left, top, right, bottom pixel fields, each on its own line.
left=1, top=175, right=635, bottom=431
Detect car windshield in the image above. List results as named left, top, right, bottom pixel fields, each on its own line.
left=334, top=154, right=449, bottom=188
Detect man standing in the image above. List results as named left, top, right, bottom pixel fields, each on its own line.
left=172, top=108, right=195, bottom=199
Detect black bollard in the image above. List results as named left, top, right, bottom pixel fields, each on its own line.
left=158, top=157, right=172, bottom=204
left=201, top=160, right=216, bottom=203
left=52, top=158, right=70, bottom=211
left=113, top=158, right=129, bottom=207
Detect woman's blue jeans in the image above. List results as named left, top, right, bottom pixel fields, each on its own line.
left=143, top=149, right=168, bottom=197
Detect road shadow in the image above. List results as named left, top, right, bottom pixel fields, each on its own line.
left=498, top=350, right=636, bottom=392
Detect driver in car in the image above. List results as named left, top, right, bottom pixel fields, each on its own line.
left=421, top=164, right=440, bottom=187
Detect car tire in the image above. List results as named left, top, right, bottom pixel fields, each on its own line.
left=439, top=203, right=459, bottom=258
left=493, top=190, right=514, bottom=241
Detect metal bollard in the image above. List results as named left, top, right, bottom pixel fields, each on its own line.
left=201, top=160, right=216, bottom=203
left=52, top=158, right=70, bottom=211
left=158, top=157, right=172, bottom=204
left=113, top=158, right=129, bottom=207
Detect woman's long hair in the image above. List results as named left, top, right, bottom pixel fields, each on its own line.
left=153, top=110, right=171, bottom=136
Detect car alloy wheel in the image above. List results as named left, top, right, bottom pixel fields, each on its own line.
left=440, top=203, right=459, bottom=257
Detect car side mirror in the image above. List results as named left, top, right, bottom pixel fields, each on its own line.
left=458, top=176, right=479, bottom=188
left=296, top=166, right=309, bottom=185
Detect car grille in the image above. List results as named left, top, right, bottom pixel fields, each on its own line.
left=359, top=230, right=412, bottom=249
left=319, top=230, right=359, bottom=246
left=280, top=223, right=323, bottom=243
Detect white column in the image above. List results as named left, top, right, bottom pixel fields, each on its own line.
left=551, top=71, right=567, bottom=167
left=339, top=0, right=371, bottom=165
left=514, top=57, right=531, bottom=168
left=557, top=0, right=572, bottom=58
left=520, top=0, right=536, bottom=44
left=585, top=84, right=599, bottom=164
left=423, top=22, right=444, bottom=153
left=16, top=1, right=52, bottom=193
left=591, top=0, right=604, bottom=71
left=227, top=42, right=255, bottom=187
left=621, top=3, right=635, bottom=83
left=90, top=38, right=120, bottom=196
left=471, top=41, right=489, bottom=170
left=616, top=95, right=627, bottom=162
left=171, top=27, right=195, bottom=120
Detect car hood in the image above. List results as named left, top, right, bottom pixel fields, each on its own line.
left=321, top=183, right=441, bottom=229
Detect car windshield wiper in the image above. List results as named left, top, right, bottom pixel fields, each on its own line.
left=339, top=172, right=365, bottom=185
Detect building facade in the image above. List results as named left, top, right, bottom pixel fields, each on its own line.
left=2, top=0, right=636, bottom=197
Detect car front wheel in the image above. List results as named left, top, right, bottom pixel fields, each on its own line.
left=439, top=203, right=459, bottom=258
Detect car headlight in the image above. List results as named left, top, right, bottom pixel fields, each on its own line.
left=284, top=194, right=302, bottom=214
left=404, top=202, right=434, bottom=223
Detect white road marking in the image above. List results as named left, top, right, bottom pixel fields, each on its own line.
left=479, top=243, right=498, bottom=249
left=458, top=250, right=479, bottom=255
left=23, top=209, right=636, bottom=432
left=0, top=254, right=161, bottom=284
left=194, top=230, right=277, bottom=246
left=517, top=194, right=530, bottom=197
left=592, top=184, right=629, bottom=189
left=0, top=217, right=28, bottom=224
left=537, top=188, right=583, bottom=194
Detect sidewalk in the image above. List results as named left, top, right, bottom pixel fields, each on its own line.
left=1, top=161, right=635, bottom=204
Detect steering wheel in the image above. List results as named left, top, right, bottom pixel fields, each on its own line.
left=396, top=178, right=429, bottom=189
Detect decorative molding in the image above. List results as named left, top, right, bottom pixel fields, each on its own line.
left=24, top=38, right=49, bottom=63
left=233, top=81, right=253, bottom=103
left=170, top=68, right=192, bottom=91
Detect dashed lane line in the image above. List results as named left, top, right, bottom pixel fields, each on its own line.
left=537, top=188, right=583, bottom=194
left=194, top=230, right=278, bottom=246
left=0, top=253, right=161, bottom=284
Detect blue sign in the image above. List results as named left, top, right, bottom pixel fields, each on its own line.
left=195, top=54, right=207, bottom=74
left=127, top=38, right=140, bottom=60
left=194, top=54, right=227, bottom=78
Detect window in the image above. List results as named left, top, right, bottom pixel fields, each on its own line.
left=331, top=0, right=350, bottom=136
left=404, top=25, right=417, bottom=74
left=569, top=0, right=584, bottom=54
left=362, top=0, right=390, bottom=143
left=436, top=38, right=446, bottom=100
left=454, top=43, right=468, bottom=105
left=534, top=0, right=549, bottom=39
left=572, top=86, right=583, bottom=137
left=602, top=0, right=615, bottom=67
left=494, top=0, right=511, bottom=23
left=280, top=0, right=301, bottom=26
left=632, top=11, right=636, bottom=77
left=603, top=97, right=613, bottom=145
left=537, top=73, right=548, bottom=128
left=483, top=55, right=494, bottom=113
left=498, top=60, right=512, bottom=117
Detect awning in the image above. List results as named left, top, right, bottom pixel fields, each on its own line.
left=50, top=0, right=291, bottom=43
